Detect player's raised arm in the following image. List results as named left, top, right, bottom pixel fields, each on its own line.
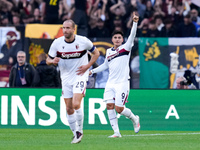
left=125, top=12, right=139, bottom=49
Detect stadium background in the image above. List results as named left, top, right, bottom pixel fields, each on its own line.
left=0, top=1, right=200, bottom=148
left=0, top=23, right=200, bottom=131
left=0, top=25, right=200, bottom=88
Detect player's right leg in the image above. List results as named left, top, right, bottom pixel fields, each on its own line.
left=107, top=103, right=122, bottom=138
left=63, top=84, right=77, bottom=143
left=64, top=98, right=78, bottom=143
left=104, top=85, right=121, bottom=138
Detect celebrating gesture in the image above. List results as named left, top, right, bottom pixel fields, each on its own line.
left=132, top=12, right=139, bottom=23
left=89, top=12, right=140, bottom=138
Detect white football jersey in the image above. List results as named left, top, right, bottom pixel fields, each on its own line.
left=48, top=35, right=95, bottom=85
left=105, top=41, right=132, bottom=84
left=92, top=22, right=137, bottom=84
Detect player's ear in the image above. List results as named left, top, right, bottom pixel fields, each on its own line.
left=111, top=36, right=114, bottom=43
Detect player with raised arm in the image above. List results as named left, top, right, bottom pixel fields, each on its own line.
left=89, top=12, right=140, bottom=137
left=46, top=19, right=99, bottom=144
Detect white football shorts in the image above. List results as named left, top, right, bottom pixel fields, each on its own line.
left=104, top=81, right=130, bottom=107
left=62, top=80, right=87, bottom=98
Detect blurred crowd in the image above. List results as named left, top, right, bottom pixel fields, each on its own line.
left=0, top=0, right=200, bottom=37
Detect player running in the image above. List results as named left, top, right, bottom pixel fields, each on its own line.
left=46, top=19, right=99, bottom=143
left=89, top=12, right=140, bottom=137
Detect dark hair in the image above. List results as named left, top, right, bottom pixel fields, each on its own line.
left=154, top=15, right=163, bottom=20
left=39, top=53, right=47, bottom=61
left=149, top=20, right=155, bottom=24
left=13, top=14, right=20, bottom=18
left=184, top=14, right=191, bottom=18
left=111, top=30, right=124, bottom=37
left=177, top=2, right=182, bottom=6
left=164, top=18, right=172, bottom=24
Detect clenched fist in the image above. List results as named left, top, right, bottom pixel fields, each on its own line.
left=133, top=12, right=139, bottom=23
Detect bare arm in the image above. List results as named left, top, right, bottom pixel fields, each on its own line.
left=110, top=0, right=125, bottom=15
left=58, top=0, right=64, bottom=19
left=2, top=0, right=13, bottom=11
left=46, top=56, right=60, bottom=66
left=167, top=1, right=172, bottom=15
left=183, top=0, right=190, bottom=16
left=87, top=0, right=94, bottom=15
left=63, top=0, right=70, bottom=12
left=87, top=48, right=100, bottom=69
left=41, top=1, right=46, bottom=17
left=99, top=0, right=107, bottom=20
left=89, top=0, right=100, bottom=19
left=76, top=48, right=100, bottom=75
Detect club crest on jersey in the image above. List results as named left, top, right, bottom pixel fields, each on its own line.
left=76, top=44, right=79, bottom=49
left=62, top=46, right=65, bottom=49
left=107, top=50, right=119, bottom=61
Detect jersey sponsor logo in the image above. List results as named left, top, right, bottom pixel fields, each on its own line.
left=107, top=48, right=129, bottom=61
left=57, top=50, right=87, bottom=59
left=61, top=52, right=80, bottom=58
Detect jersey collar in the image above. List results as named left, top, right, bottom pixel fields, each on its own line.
left=64, top=36, right=75, bottom=44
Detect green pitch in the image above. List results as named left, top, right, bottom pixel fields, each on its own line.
left=0, top=129, right=200, bottom=150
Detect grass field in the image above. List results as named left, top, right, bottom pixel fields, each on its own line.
left=0, top=129, right=200, bottom=150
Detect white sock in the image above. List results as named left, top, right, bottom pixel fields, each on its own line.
left=67, top=113, right=76, bottom=136
left=75, top=108, right=83, bottom=133
left=107, top=109, right=120, bottom=134
left=120, top=107, right=137, bottom=123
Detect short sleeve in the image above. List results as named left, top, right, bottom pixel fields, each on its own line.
left=84, top=37, right=95, bottom=52
left=48, top=39, right=58, bottom=58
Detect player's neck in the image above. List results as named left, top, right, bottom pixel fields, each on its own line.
left=65, top=34, right=75, bottom=43
left=114, top=45, right=120, bottom=49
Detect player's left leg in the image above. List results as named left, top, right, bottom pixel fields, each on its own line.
left=70, top=93, right=84, bottom=144
left=115, top=105, right=140, bottom=133
left=70, top=81, right=86, bottom=144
